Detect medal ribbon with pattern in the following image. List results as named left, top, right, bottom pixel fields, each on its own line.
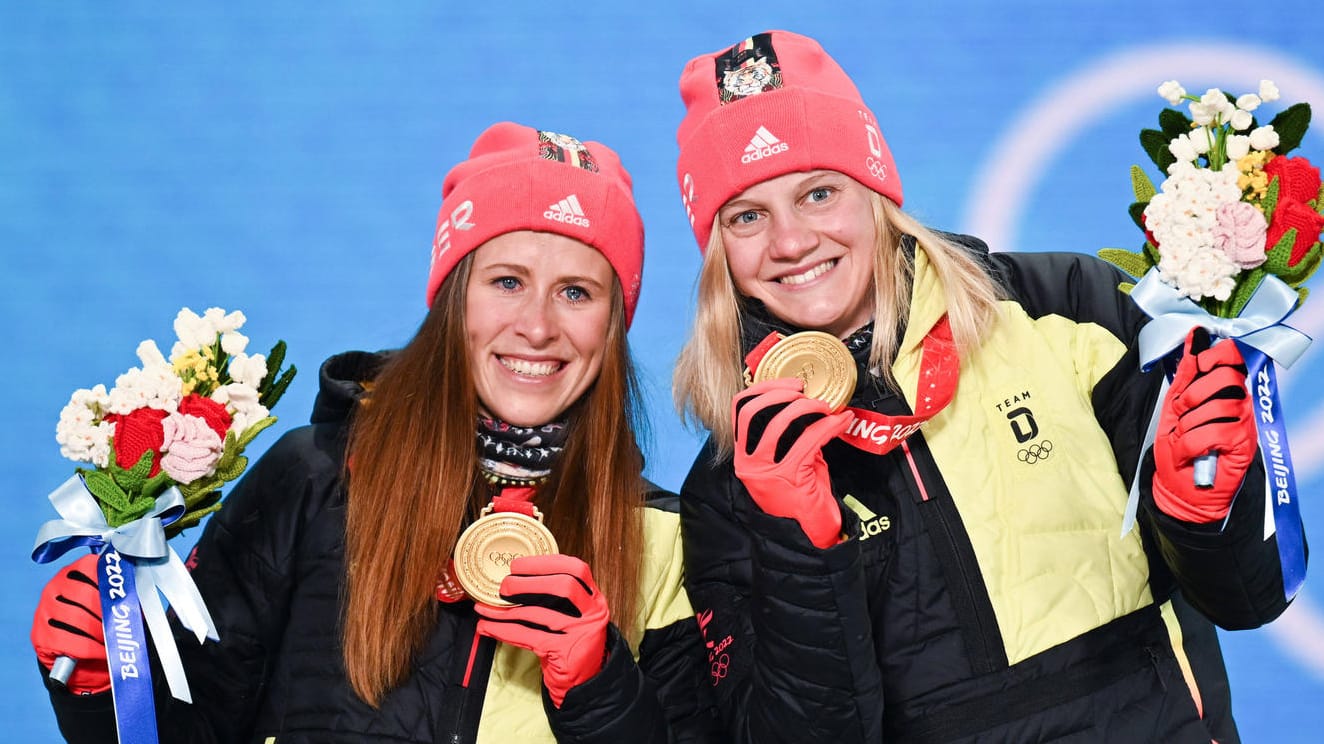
left=744, top=316, right=960, bottom=456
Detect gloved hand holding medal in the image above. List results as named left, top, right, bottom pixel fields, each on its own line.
left=745, top=330, right=858, bottom=412
left=452, top=490, right=559, bottom=606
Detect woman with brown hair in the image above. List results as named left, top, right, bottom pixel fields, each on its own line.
left=33, top=122, right=719, bottom=743
left=672, top=30, right=1295, bottom=743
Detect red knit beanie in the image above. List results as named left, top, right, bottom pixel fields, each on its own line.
left=427, top=122, right=645, bottom=325
left=675, top=30, right=903, bottom=252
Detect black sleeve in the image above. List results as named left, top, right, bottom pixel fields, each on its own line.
left=680, top=441, right=883, bottom=743
left=1139, top=450, right=1297, bottom=628
left=45, top=426, right=337, bottom=742
left=547, top=622, right=722, bottom=744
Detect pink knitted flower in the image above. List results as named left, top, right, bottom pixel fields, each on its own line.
left=1212, top=201, right=1269, bottom=269
left=159, top=412, right=224, bottom=484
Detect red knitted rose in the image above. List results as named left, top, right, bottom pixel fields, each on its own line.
left=178, top=393, right=233, bottom=440
left=1266, top=201, right=1324, bottom=266
left=106, top=407, right=168, bottom=475
left=1264, top=155, right=1322, bottom=203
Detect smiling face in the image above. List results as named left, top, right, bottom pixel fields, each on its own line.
left=718, top=170, right=878, bottom=338
left=465, top=231, right=616, bottom=427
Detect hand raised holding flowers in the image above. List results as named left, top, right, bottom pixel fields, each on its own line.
left=1099, top=79, right=1317, bottom=601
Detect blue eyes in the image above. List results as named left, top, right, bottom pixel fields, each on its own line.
left=491, top=277, right=591, bottom=303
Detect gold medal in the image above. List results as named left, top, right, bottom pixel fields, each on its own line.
left=752, top=331, right=857, bottom=412
left=452, top=504, right=558, bottom=606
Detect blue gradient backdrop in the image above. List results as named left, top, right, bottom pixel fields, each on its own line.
left=4, top=2, right=1323, bottom=740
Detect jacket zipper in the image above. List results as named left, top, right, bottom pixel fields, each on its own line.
left=902, top=440, right=1007, bottom=674
left=448, top=630, right=485, bottom=744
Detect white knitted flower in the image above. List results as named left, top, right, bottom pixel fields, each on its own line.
left=1249, top=125, right=1280, bottom=151
left=173, top=308, right=215, bottom=352
left=220, top=330, right=249, bottom=356
left=1235, top=93, right=1262, bottom=112
left=1158, top=80, right=1187, bottom=106
left=212, top=382, right=269, bottom=436
left=1259, top=80, right=1280, bottom=103
left=1229, top=109, right=1253, bottom=132
left=55, top=385, right=113, bottom=466
left=227, top=353, right=268, bottom=388
left=1226, top=134, right=1252, bottom=161
left=1145, top=166, right=1243, bottom=301
left=106, top=361, right=181, bottom=415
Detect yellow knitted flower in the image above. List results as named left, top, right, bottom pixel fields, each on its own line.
left=1237, top=151, right=1273, bottom=200
left=173, top=348, right=218, bottom=395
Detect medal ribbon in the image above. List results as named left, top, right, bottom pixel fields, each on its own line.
left=745, top=316, right=960, bottom=456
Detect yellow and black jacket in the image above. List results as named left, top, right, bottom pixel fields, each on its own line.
left=48, top=351, right=721, bottom=744
left=681, top=236, right=1295, bottom=743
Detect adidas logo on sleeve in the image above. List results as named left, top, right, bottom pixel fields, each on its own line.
left=543, top=194, right=591, bottom=228
left=741, top=126, right=789, bottom=164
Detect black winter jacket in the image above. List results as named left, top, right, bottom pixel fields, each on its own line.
left=47, top=351, right=721, bottom=744
left=682, top=241, right=1297, bottom=743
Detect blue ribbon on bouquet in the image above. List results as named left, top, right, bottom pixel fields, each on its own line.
left=32, top=475, right=220, bottom=743
left=1120, top=269, right=1311, bottom=600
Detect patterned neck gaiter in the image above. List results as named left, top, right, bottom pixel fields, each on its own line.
left=474, top=416, right=568, bottom=487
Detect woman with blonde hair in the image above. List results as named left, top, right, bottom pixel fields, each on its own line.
left=34, top=122, right=719, bottom=743
left=673, top=30, right=1293, bottom=743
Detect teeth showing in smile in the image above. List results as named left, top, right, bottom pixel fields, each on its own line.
left=779, top=259, right=836, bottom=285
left=500, top=357, right=561, bottom=377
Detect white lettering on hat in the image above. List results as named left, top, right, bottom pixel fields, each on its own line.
left=544, top=194, right=591, bottom=228
left=741, top=126, right=788, bottom=164
left=681, top=174, right=697, bottom=227
left=432, top=199, right=476, bottom=264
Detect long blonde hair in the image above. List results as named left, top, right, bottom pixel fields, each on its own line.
left=344, top=254, right=645, bottom=705
left=673, top=191, right=1004, bottom=457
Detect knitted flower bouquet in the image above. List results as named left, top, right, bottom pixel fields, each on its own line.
left=1100, top=80, right=1319, bottom=600
left=1100, top=80, right=1322, bottom=311
left=32, top=307, right=295, bottom=743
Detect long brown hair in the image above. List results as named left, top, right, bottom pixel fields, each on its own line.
left=343, top=254, right=646, bottom=706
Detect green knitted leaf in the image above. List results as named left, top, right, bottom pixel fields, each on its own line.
left=236, top=416, right=276, bottom=449
left=1130, top=165, right=1157, bottom=204
left=1118, top=281, right=1136, bottom=295
left=83, top=469, right=131, bottom=513
left=214, top=454, right=249, bottom=483
left=1263, top=228, right=1299, bottom=275
left=1097, top=248, right=1153, bottom=279
left=1270, top=103, right=1311, bottom=155
left=1227, top=269, right=1268, bottom=318
left=1261, top=174, right=1281, bottom=217
left=260, top=365, right=297, bottom=410
left=1140, top=129, right=1172, bottom=172
left=167, top=502, right=223, bottom=536
left=1300, top=286, right=1311, bottom=305
left=1140, top=242, right=1160, bottom=266
left=1159, top=108, right=1192, bottom=139
left=1281, top=241, right=1323, bottom=286
left=116, top=449, right=155, bottom=496
left=260, top=340, right=288, bottom=394
left=1129, top=202, right=1148, bottom=231
left=1315, top=182, right=1324, bottom=209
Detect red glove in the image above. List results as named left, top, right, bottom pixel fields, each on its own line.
left=733, top=378, right=853, bottom=548
left=1153, top=328, right=1257, bottom=523
left=474, top=554, right=609, bottom=708
left=31, top=553, right=111, bottom=695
